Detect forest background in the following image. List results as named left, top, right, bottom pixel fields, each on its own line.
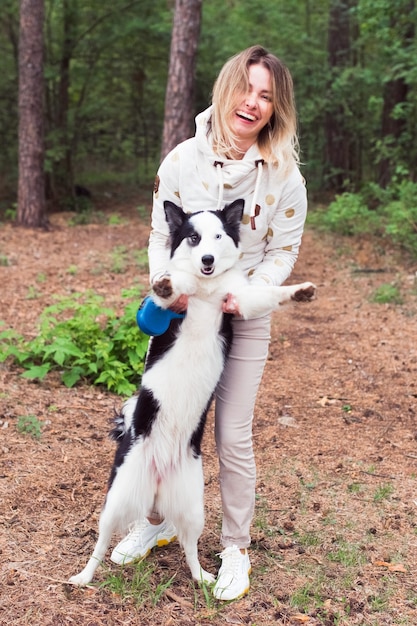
left=0, top=0, right=416, bottom=256
left=1, top=3, right=417, bottom=624
left=0, top=0, right=415, bottom=395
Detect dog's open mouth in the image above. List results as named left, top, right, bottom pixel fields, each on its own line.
left=201, top=266, right=215, bottom=276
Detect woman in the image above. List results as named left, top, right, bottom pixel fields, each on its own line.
left=111, top=45, right=307, bottom=601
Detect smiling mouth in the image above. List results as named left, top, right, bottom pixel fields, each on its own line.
left=236, top=110, right=257, bottom=122
left=201, top=266, right=214, bottom=276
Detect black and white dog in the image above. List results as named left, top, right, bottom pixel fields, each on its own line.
left=69, top=199, right=316, bottom=586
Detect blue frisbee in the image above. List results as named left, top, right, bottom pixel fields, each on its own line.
left=136, top=296, right=185, bottom=336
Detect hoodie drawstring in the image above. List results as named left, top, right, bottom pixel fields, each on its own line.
left=249, top=159, right=264, bottom=230
left=214, top=161, right=224, bottom=211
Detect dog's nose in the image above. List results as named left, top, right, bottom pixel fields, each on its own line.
left=201, top=255, right=215, bottom=267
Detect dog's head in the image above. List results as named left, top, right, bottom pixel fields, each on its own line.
left=163, top=200, right=244, bottom=278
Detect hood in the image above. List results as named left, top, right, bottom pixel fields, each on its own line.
left=194, top=106, right=265, bottom=229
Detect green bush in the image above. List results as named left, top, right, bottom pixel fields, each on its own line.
left=0, top=288, right=149, bottom=396
left=308, top=192, right=380, bottom=236
left=382, top=181, right=417, bottom=257
left=308, top=181, right=417, bottom=259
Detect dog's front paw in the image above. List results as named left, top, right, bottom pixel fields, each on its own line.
left=291, top=282, right=317, bottom=302
left=153, top=276, right=173, bottom=299
left=197, top=569, right=216, bottom=585
left=68, top=572, right=90, bottom=587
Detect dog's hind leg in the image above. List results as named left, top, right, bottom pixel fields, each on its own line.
left=69, top=502, right=117, bottom=586
left=179, top=514, right=215, bottom=585
left=69, top=446, right=156, bottom=586
left=160, top=456, right=215, bottom=584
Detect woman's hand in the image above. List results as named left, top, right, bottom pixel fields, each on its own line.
left=170, top=293, right=241, bottom=315
left=170, top=294, right=189, bottom=313
left=222, top=293, right=241, bottom=315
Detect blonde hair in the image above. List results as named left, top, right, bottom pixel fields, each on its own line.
left=210, top=45, right=299, bottom=172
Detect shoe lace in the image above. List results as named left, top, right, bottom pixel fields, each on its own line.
left=126, top=519, right=149, bottom=540
left=218, top=545, right=242, bottom=575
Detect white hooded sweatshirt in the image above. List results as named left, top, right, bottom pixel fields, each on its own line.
left=149, top=106, right=307, bottom=288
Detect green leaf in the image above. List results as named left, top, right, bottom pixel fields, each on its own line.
left=62, top=367, right=84, bottom=388
left=42, top=338, right=84, bottom=365
left=21, top=364, right=51, bottom=380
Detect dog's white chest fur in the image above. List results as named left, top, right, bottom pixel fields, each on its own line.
left=141, top=297, right=226, bottom=474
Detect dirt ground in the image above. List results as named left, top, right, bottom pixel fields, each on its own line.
left=0, top=192, right=416, bottom=626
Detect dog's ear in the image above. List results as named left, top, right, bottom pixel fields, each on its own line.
left=164, top=201, right=186, bottom=235
left=222, top=199, right=245, bottom=229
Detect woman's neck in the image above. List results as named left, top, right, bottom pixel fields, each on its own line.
left=212, top=135, right=256, bottom=160
left=225, top=150, right=244, bottom=160
left=226, top=141, right=256, bottom=160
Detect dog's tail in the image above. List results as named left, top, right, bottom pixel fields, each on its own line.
left=109, top=395, right=138, bottom=441
left=109, top=410, right=127, bottom=442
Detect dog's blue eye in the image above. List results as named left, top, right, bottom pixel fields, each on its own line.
left=215, top=234, right=222, bottom=240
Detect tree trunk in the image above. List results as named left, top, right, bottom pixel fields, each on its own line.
left=378, top=79, right=409, bottom=187
left=378, top=2, right=415, bottom=187
left=325, top=0, right=356, bottom=192
left=45, top=0, right=77, bottom=205
left=56, top=0, right=76, bottom=201
left=17, top=0, right=47, bottom=228
left=160, top=0, right=202, bottom=160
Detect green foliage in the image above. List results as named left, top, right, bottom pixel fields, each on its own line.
left=308, top=180, right=417, bottom=260
left=1, top=0, right=417, bottom=197
left=373, top=483, right=394, bottom=502
left=1, top=204, right=17, bottom=223
left=16, top=414, right=42, bottom=440
left=134, top=248, right=149, bottom=272
left=110, top=246, right=128, bottom=274
left=308, top=192, right=380, bottom=236
left=0, top=288, right=149, bottom=396
left=289, top=581, right=321, bottom=613
left=327, top=539, right=367, bottom=567
left=370, top=284, right=403, bottom=305
left=108, top=214, right=126, bottom=226
left=0, top=0, right=172, bottom=189
left=26, top=285, right=42, bottom=300
left=382, top=181, right=417, bottom=256
left=98, top=559, right=175, bottom=605
left=295, top=530, right=321, bottom=548
left=68, top=209, right=107, bottom=226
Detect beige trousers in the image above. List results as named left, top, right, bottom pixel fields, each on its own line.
left=214, top=314, right=271, bottom=549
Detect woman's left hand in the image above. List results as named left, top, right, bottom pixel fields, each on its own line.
left=222, top=293, right=241, bottom=315
left=169, top=294, right=189, bottom=313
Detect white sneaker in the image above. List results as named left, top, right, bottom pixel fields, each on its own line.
left=110, top=519, right=177, bottom=565
left=213, top=545, right=251, bottom=601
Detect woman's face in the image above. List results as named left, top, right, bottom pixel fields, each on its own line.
left=231, top=63, right=274, bottom=152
